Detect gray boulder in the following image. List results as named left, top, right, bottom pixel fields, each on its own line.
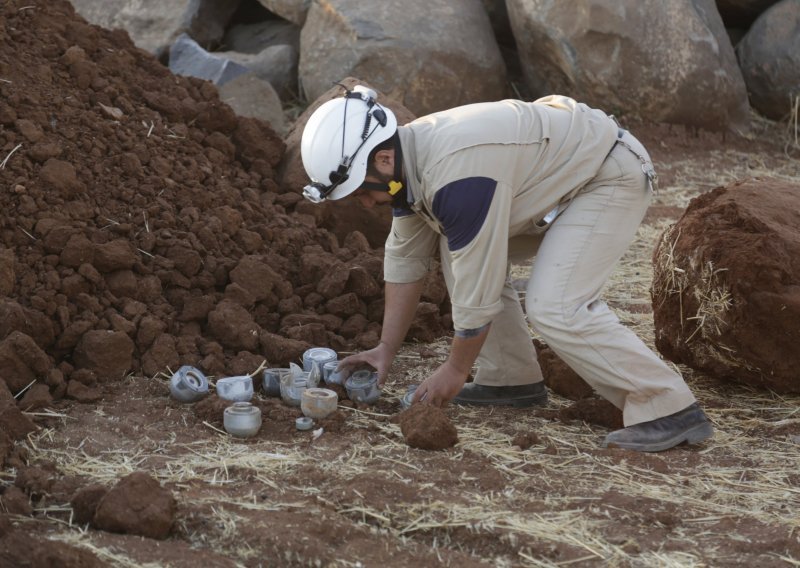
left=255, top=0, right=311, bottom=26
left=508, top=0, right=750, bottom=131
left=219, top=45, right=298, bottom=98
left=69, top=0, right=237, bottom=57
left=736, top=0, right=800, bottom=120
left=219, top=74, right=287, bottom=135
left=223, top=19, right=300, bottom=54
left=299, top=0, right=507, bottom=116
left=169, top=34, right=249, bottom=86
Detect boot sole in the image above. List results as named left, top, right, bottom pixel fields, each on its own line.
left=452, top=393, right=548, bottom=409
left=603, top=421, right=714, bottom=452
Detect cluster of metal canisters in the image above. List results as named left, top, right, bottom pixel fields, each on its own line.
left=167, top=347, right=385, bottom=439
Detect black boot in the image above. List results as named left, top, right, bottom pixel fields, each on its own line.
left=453, top=382, right=548, bottom=408
left=602, top=403, right=714, bottom=452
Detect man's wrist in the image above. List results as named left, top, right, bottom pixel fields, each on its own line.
left=443, top=358, right=470, bottom=378
left=378, top=340, right=399, bottom=355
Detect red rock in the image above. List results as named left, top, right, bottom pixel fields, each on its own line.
left=207, top=300, right=260, bottom=351
left=18, top=383, right=52, bottom=411
left=93, top=472, right=176, bottom=539
left=93, top=240, right=136, bottom=273
left=259, top=331, right=309, bottom=367
left=39, top=158, right=82, bottom=196
left=73, top=330, right=134, bottom=381
left=65, top=380, right=102, bottom=403
left=70, top=484, right=109, bottom=525
left=0, top=402, right=38, bottom=441
left=325, top=293, right=364, bottom=318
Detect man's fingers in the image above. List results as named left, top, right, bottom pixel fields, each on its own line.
left=336, top=355, right=361, bottom=372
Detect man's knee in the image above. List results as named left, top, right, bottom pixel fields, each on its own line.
left=526, top=297, right=570, bottom=333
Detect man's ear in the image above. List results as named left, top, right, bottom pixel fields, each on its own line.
left=374, top=148, right=395, bottom=168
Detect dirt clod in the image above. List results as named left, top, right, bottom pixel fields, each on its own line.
left=70, top=483, right=109, bottom=525
left=398, top=404, right=459, bottom=450
left=93, top=471, right=176, bottom=539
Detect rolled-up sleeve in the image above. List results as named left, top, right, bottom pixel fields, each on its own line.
left=383, top=212, right=439, bottom=283
left=432, top=177, right=510, bottom=331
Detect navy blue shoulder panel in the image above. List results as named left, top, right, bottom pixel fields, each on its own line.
left=392, top=207, right=415, bottom=218
left=431, top=177, right=497, bottom=251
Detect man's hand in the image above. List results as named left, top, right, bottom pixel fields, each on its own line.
left=337, top=341, right=396, bottom=386
left=413, top=361, right=469, bottom=407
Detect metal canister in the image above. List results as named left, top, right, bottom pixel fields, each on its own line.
left=169, top=366, right=209, bottom=403
left=262, top=368, right=288, bottom=398
left=344, top=370, right=381, bottom=405
left=223, top=402, right=262, bottom=438
left=322, top=360, right=346, bottom=386
left=280, top=376, right=308, bottom=407
left=216, top=375, right=254, bottom=402
left=400, top=384, right=419, bottom=410
left=302, top=347, right=337, bottom=372
left=301, top=388, right=338, bottom=420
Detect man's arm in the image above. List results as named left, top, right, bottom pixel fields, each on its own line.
left=337, top=279, right=424, bottom=384
left=414, top=324, right=491, bottom=406
left=379, top=280, right=425, bottom=354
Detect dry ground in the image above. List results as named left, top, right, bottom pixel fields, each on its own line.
left=4, top=117, right=800, bottom=567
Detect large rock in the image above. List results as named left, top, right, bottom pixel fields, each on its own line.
left=219, top=73, right=288, bottom=135
left=279, top=77, right=415, bottom=248
left=223, top=19, right=300, bottom=54
left=169, top=33, right=250, bottom=86
left=299, top=0, right=507, bottom=116
left=736, top=0, right=800, bottom=120
left=255, top=0, right=310, bottom=26
left=507, top=0, right=750, bottom=131
left=651, top=178, right=800, bottom=393
left=220, top=44, right=298, bottom=99
left=70, top=0, right=238, bottom=57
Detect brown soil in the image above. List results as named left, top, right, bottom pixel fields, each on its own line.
left=652, top=177, right=800, bottom=392
left=1, top=1, right=800, bottom=566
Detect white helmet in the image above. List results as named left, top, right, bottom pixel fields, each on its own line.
left=301, top=85, right=398, bottom=202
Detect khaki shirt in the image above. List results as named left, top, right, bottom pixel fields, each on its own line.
left=384, top=95, right=619, bottom=331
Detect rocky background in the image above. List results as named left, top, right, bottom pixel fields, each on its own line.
left=69, top=0, right=799, bottom=129
left=0, top=0, right=798, bottom=423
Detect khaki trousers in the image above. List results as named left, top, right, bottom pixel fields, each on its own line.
left=439, top=132, right=696, bottom=426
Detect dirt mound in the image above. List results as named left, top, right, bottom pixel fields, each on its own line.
left=652, top=177, right=800, bottom=392
left=0, top=1, right=450, bottom=414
